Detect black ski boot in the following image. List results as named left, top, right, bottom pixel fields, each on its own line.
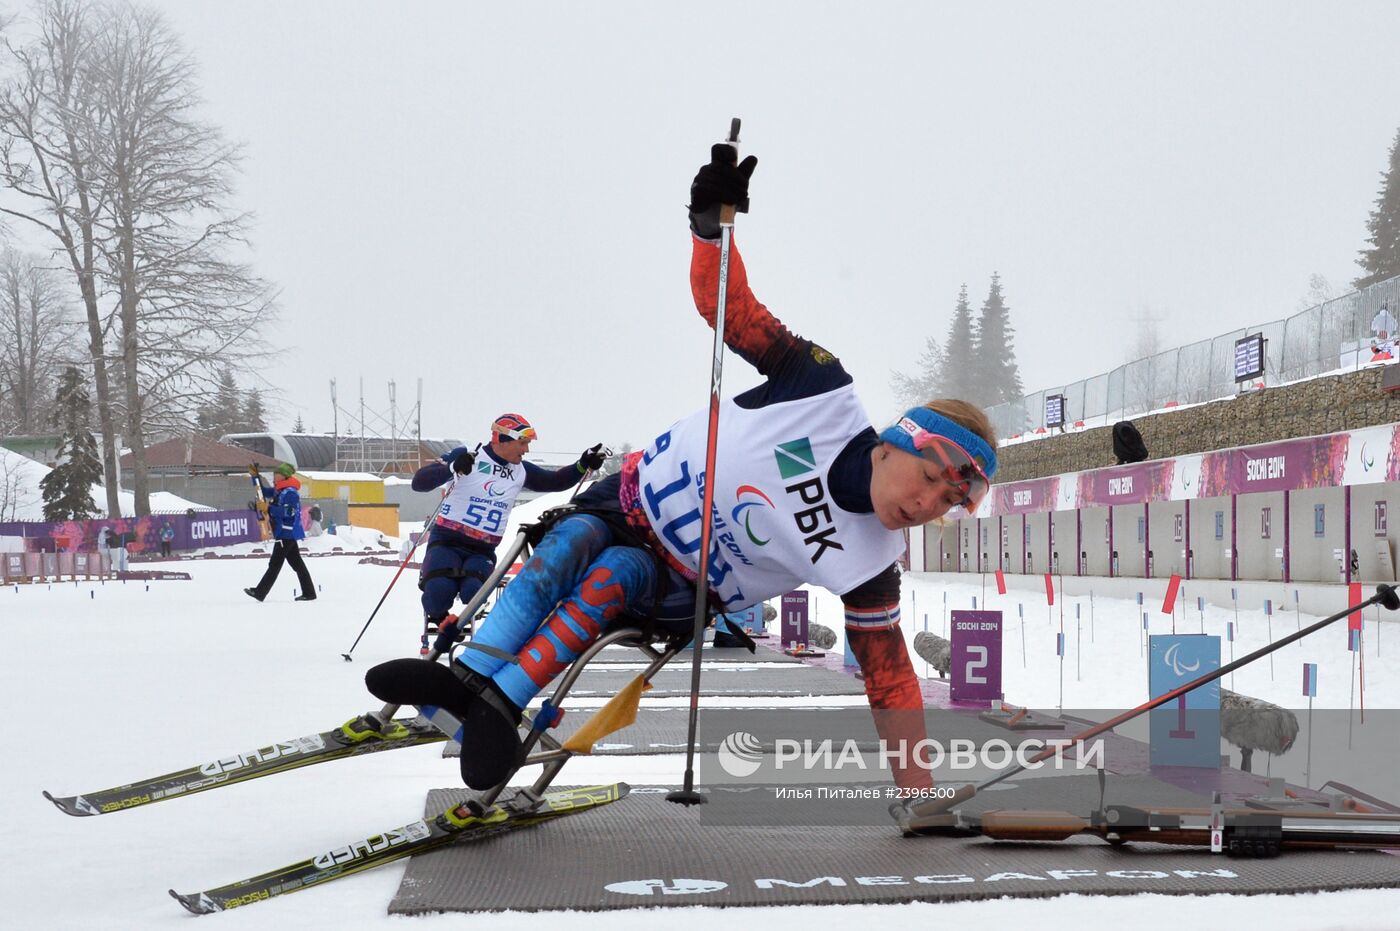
left=364, top=659, right=474, bottom=718
left=451, top=664, right=524, bottom=790
left=422, top=613, right=447, bottom=657
left=244, top=587, right=264, bottom=602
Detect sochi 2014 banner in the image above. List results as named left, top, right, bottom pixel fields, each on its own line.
left=0, top=509, right=262, bottom=555
left=980, top=422, right=1400, bottom=517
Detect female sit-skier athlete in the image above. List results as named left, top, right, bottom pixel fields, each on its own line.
left=366, top=143, right=998, bottom=795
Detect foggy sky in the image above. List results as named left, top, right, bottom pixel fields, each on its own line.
left=137, top=1, right=1400, bottom=456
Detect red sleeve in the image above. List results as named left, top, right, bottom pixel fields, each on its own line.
left=840, top=566, right=932, bottom=790
left=690, top=234, right=797, bottom=371
left=845, top=626, right=932, bottom=792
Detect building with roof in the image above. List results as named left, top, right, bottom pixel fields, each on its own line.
left=219, top=432, right=464, bottom=475
left=119, top=435, right=280, bottom=475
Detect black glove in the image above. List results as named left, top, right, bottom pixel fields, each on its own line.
left=688, top=143, right=758, bottom=239
left=447, top=446, right=476, bottom=475
left=578, top=444, right=607, bottom=473
left=432, top=615, right=467, bottom=654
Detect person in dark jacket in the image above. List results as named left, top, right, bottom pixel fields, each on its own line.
left=245, top=462, right=316, bottom=602
left=1112, top=420, right=1149, bottom=464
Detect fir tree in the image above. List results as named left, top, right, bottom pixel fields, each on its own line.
left=40, top=368, right=102, bottom=521
left=1355, top=127, right=1400, bottom=291
left=243, top=390, right=268, bottom=433
left=971, top=273, right=1024, bottom=408
left=197, top=368, right=245, bottom=437
left=292, top=413, right=306, bottom=433
left=940, top=284, right=977, bottom=399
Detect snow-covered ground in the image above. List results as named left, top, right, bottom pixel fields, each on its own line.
left=3, top=530, right=1398, bottom=928
left=849, top=576, right=1400, bottom=712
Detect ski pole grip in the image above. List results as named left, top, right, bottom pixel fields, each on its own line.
left=720, top=116, right=742, bottom=225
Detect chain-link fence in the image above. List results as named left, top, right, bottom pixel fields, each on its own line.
left=988, top=275, right=1400, bottom=439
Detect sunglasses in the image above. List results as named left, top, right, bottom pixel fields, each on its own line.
left=897, top=418, right=990, bottom=513
left=496, top=426, right=537, bottom=442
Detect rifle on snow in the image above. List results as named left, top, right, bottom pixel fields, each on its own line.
left=931, top=800, right=1400, bottom=858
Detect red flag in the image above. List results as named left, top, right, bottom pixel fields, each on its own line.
left=1044, top=572, right=1055, bottom=605
left=1161, top=574, right=1182, bottom=614
left=995, top=568, right=1007, bottom=595
left=1349, top=581, right=1364, bottom=631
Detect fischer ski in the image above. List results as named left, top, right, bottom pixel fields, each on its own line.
left=43, top=715, right=447, bottom=817
left=169, top=782, right=630, bottom=914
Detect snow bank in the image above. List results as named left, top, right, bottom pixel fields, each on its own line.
left=0, top=446, right=208, bottom=519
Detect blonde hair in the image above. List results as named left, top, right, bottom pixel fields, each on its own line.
left=923, top=399, right=998, bottom=451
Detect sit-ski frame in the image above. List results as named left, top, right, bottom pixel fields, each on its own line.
left=360, top=507, right=692, bottom=818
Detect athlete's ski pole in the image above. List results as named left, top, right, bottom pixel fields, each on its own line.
left=670, top=118, right=742, bottom=808
left=900, top=583, right=1400, bottom=830
left=340, top=482, right=453, bottom=661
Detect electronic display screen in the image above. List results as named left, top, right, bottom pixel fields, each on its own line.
left=1234, top=334, right=1265, bottom=382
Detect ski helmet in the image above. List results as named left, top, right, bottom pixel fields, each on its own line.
left=491, top=413, right=537, bottom=443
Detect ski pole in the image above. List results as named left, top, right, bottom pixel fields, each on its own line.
left=670, top=117, right=742, bottom=808
left=903, top=583, right=1400, bottom=826
left=248, top=465, right=272, bottom=537
left=340, top=480, right=454, bottom=661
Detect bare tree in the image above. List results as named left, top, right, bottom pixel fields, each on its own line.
left=0, top=247, right=75, bottom=432
left=1123, top=304, right=1167, bottom=413
left=889, top=335, right=946, bottom=410
left=0, top=0, right=121, bottom=516
left=0, top=447, right=40, bottom=521
left=85, top=2, right=274, bottom=515
left=1296, top=272, right=1343, bottom=313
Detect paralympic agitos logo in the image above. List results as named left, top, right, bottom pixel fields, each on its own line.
left=774, top=437, right=843, bottom=563
left=731, top=486, right=775, bottom=546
